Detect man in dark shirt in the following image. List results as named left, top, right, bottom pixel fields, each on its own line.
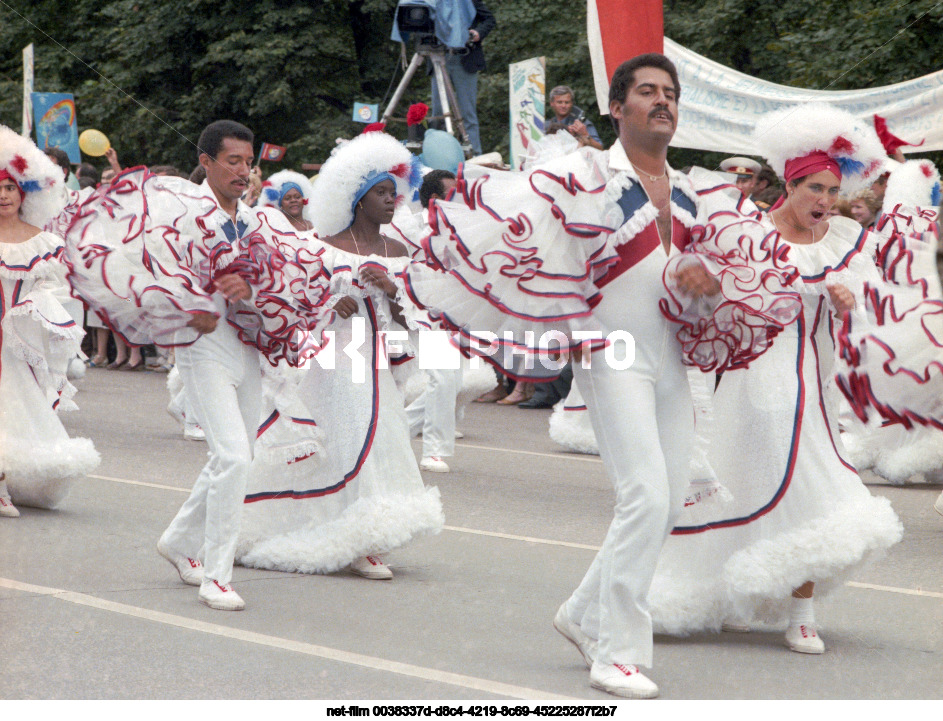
left=547, top=85, right=603, bottom=150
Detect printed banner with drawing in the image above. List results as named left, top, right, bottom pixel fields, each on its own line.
left=509, top=57, right=546, bottom=169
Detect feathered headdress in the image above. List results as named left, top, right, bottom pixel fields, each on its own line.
left=0, top=124, right=68, bottom=227
left=754, top=103, right=887, bottom=194
left=309, top=132, right=422, bottom=236
left=259, top=169, right=315, bottom=221
left=883, top=159, right=942, bottom=211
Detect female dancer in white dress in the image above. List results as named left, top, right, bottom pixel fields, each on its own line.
left=237, top=132, right=444, bottom=580
left=839, top=158, right=943, bottom=483
left=0, top=125, right=99, bottom=516
left=650, top=104, right=905, bottom=654
left=258, top=169, right=316, bottom=236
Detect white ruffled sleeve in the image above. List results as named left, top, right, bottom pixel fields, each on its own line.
left=403, top=150, right=622, bottom=380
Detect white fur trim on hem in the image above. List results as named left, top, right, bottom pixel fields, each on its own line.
left=651, top=494, right=902, bottom=635
left=2, top=437, right=99, bottom=508
left=236, top=487, right=444, bottom=575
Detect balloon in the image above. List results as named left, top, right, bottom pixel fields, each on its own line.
left=420, top=129, right=464, bottom=174
left=79, top=129, right=111, bottom=157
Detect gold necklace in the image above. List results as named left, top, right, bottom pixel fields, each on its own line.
left=630, top=161, right=667, bottom=182
left=348, top=226, right=388, bottom=257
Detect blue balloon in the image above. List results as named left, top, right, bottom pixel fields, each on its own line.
left=420, top=129, right=464, bottom=173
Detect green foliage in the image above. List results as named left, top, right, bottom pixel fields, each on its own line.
left=1, top=0, right=941, bottom=176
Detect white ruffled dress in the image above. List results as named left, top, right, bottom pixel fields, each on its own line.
left=0, top=232, right=99, bottom=507
left=837, top=207, right=943, bottom=483
left=236, top=244, right=444, bottom=574
left=648, top=216, right=904, bottom=634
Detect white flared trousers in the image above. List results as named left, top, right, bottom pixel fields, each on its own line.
left=160, top=322, right=261, bottom=585
left=406, top=367, right=463, bottom=458
left=565, top=353, right=693, bottom=668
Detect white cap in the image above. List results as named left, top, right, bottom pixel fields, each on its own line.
left=720, top=157, right=762, bottom=176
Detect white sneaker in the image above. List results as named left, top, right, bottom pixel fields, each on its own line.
left=349, top=556, right=393, bottom=580
left=721, top=621, right=751, bottom=633
left=454, top=430, right=464, bottom=439
left=157, top=540, right=204, bottom=586
left=420, top=456, right=449, bottom=473
left=934, top=491, right=943, bottom=517
left=553, top=604, right=597, bottom=668
left=589, top=662, right=659, bottom=699
left=198, top=580, right=245, bottom=611
left=0, top=496, right=20, bottom=518
left=785, top=624, right=825, bottom=654
left=184, top=423, right=206, bottom=441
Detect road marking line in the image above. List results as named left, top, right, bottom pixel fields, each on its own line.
left=0, top=577, right=575, bottom=700
left=84, top=475, right=943, bottom=600
left=88, top=474, right=188, bottom=493
left=845, top=581, right=943, bottom=599
left=442, top=441, right=603, bottom=464
left=441, top=526, right=602, bottom=551
left=90, top=474, right=602, bottom=551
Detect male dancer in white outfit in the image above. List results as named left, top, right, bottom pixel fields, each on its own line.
left=157, top=120, right=264, bottom=611
left=551, top=55, right=718, bottom=698
left=404, top=171, right=463, bottom=473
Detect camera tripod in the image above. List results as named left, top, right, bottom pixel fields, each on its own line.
left=382, top=41, right=473, bottom=156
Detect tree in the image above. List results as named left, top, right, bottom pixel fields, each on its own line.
left=2, top=0, right=941, bottom=175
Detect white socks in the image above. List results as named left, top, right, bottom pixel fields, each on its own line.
left=789, top=596, right=816, bottom=627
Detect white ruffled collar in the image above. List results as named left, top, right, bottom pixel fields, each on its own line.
left=604, top=142, right=698, bottom=246
left=321, top=242, right=411, bottom=272
left=606, top=140, right=693, bottom=195
left=761, top=214, right=878, bottom=282
left=0, top=231, right=64, bottom=276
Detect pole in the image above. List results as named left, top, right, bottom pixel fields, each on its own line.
left=22, top=44, right=34, bottom=138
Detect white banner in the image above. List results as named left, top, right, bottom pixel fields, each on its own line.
left=22, top=44, right=34, bottom=137
left=666, top=38, right=943, bottom=154
left=509, top=56, right=546, bottom=169
left=588, top=25, right=943, bottom=155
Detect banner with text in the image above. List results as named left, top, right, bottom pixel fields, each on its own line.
left=665, top=38, right=943, bottom=154
left=587, top=1, right=943, bottom=154
left=509, top=56, right=546, bottom=169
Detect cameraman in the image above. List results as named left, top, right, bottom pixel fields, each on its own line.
left=428, top=0, right=496, bottom=155
left=547, top=85, right=603, bottom=150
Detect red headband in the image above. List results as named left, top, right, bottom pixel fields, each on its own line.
left=0, top=169, right=25, bottom=200
left=783, top=151, right=842, bottom=183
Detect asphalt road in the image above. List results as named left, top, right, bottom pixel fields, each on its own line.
left=2, top=366, right=942, bottom=701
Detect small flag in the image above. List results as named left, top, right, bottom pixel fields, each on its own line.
left=353, top=102, right=379, bottom=124
left=259, top=142, right=286, bottom=162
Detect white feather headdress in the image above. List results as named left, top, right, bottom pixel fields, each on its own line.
left=0, top=124, right=68, bottom=227
left=309, top=132, right=421, bottom=236
left=883, top=159, right=942, bottom=211
left=754, top=103, right=887, bottom=194
left=259, top=170, right=315, bottom=221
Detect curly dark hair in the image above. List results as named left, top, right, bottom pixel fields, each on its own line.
left=608, top=53, right=681, bottom=133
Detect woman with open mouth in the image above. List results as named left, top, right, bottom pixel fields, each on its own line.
left=649, top=103, right=905, bottom=655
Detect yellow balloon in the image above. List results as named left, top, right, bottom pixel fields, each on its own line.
left=79, top=129, right=111, bottom=157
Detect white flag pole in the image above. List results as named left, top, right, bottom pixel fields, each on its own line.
left=22, top=44, right=34, bottom=137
